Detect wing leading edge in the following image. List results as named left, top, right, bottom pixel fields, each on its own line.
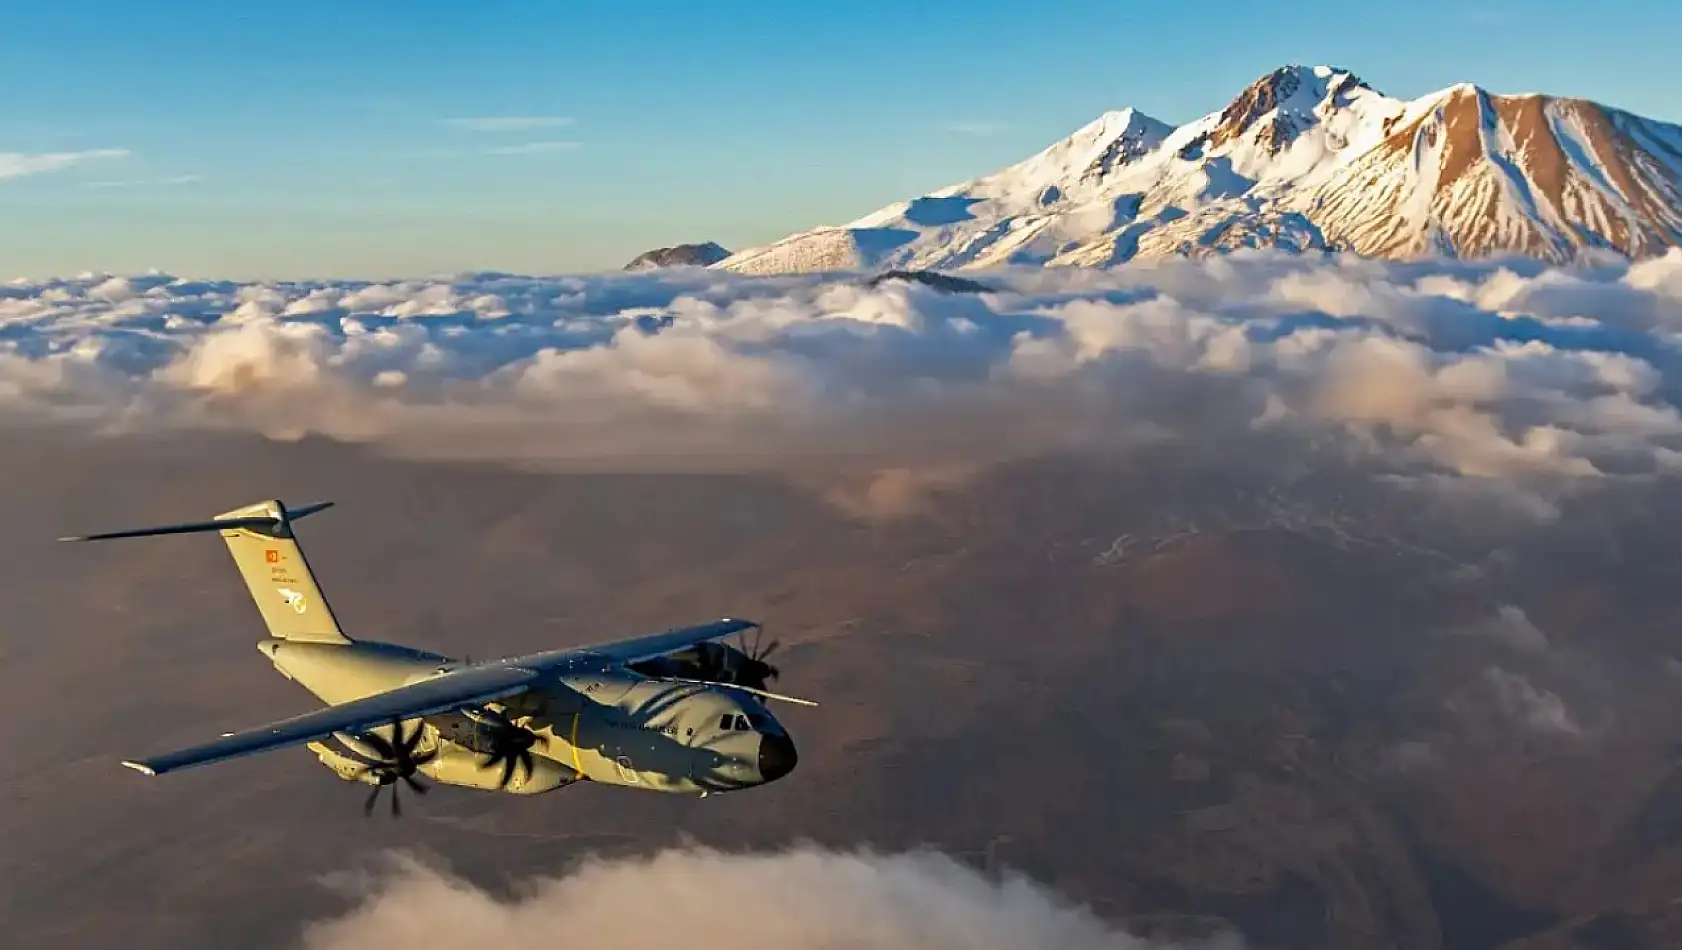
left=123, top=663, right=542, bottom=777
left=568, top=617, right=760, bottom=665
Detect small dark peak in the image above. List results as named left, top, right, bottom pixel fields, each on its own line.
left=1037, top=184, right=1063, bottom=206
left=864, top=269, right=991, bottom=294
left=624, top=241, right=732, bottom=270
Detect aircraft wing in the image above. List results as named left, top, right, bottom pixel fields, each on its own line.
left=567, top=617, right=759, bottom=667
left=122, top=663, right=541, bottom=777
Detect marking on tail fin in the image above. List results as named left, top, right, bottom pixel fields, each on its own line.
left=278, top=588, right=307, bottom=614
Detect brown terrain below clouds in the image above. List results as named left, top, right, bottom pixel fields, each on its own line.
left=7, top=425, right=1682, bottom=950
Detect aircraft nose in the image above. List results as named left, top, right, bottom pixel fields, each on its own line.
left=757, top=732, right=797, bottom=783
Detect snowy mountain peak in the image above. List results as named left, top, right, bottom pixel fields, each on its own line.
left=717, top=66, right=1682, bottom=275
left=1215, top=64, right=1371, bottom=135
left=1072, top=108, right=1175, bottom=186
left=1192, top=64, right=1388, bottom=164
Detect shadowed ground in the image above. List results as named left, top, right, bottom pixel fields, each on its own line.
left=6, top=427, right=1682, bottom=949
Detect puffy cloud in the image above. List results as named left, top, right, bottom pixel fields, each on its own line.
left=301, top=846, right=1244, bottom=950
left=1449, top=605, right=1551, bottom=653
left=6, top=252, right=1682, bottom=511
left=1481, top=667, right=1583, bottom=737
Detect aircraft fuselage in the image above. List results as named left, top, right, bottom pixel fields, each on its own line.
left=258, top=637, right=796, bottom=797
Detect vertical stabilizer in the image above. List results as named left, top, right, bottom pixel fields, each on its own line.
left=60, top=498, right=351, bottom=645
left=213, top=500, right=350, bottom=644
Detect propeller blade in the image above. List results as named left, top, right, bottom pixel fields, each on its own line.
left=360, top=732, right=397, bottom=760
left=363, top=784, right=381, bottom=818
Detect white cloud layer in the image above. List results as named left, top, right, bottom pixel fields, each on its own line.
left=0, top=147, right=129, bottom=181
left=7, top=250, right=1682, bottom=506
left=301, top=845, right=1244, bottom=950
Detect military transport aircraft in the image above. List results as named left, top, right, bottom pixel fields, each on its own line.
left=60, top=498, right=811, bottom=817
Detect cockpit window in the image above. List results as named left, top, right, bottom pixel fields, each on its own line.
left=719, top=713, right=734, bottom=731
left=746, top=713, right=768, bottom=730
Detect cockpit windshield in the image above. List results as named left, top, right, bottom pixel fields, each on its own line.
left=716, top=712, right=770, bottom=732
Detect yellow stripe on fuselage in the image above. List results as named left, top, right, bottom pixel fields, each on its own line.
left=570, top=711, right=583, bottom=777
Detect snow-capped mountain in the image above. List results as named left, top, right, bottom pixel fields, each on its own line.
left=714, top=65, right=1682, bottom=274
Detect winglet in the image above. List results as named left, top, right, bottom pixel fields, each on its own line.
left=121, top=760, right=157, bottom=776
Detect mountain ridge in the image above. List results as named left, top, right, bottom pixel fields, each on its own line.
left=715, top=65, right=1682, bottom=274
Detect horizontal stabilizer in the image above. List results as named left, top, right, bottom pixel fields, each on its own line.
left=58, top=501, right=333, bottom=543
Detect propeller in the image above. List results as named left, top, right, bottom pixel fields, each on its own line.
left=735, top=624, right=782, bottom=691
left=470, top=707, right=540, bottom=790
left=645, top=624, right=815, bottom=707
left=343, top=719, right=437, bottom=818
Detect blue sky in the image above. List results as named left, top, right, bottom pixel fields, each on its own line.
left=1, top=0, right=1678, bottom=279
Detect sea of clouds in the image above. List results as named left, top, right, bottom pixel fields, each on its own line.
left=7, top=250, right=1682, bottom=511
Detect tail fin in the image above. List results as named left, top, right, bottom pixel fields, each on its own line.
left=60, top=498, right=352, bottom=645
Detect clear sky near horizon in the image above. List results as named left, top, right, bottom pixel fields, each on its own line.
left=2, top=0, right=1678, bottom=280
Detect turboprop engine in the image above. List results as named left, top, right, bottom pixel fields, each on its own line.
left=307, top=722, right=577, bottom=817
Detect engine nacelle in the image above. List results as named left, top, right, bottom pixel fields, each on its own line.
left=308, top=734, right=577, bottom=795
left=420, top=743, right=579, bottom=795
left=308, top=739, right=384, bottom=786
